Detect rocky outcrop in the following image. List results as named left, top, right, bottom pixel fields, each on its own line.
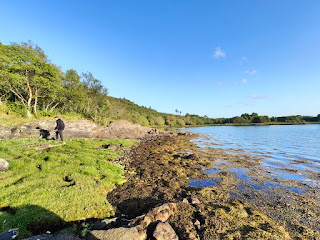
left=87, top=203, right=179, bottom=240
left=0, top=120, right=158, bottom=140
left=0, top=158, right=9, bottom=172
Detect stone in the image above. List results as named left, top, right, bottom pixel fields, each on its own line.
left=194, top=219, right=201, bottom=230
left=87, top=227, right=146, bottom=240
left=182, top=198, right=189, bottom=204
left=0, top=158, right=9, bottom=172
left=153, top=222, right=178, bottom=240
left=190, top=196, right=200, bottom=204
left=140, top=203, right=177, bottom=229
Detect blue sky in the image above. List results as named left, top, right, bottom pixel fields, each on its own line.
left=1, top=1, right=319, bottom=118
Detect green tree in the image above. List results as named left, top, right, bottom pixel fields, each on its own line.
left=165, top=115, right=177, bottom=126
left=154, top=116, right=165, bottom=126
left=81, top=72, right=108, bottom=121
left=232, top=116, right=248, bottom=124
left=61, top=69, right=86, bottom=113
left=176, top=118, right=185, bottom=126
left=241, top=113, right=250, bottom=121
left=0, top=42, right=62, bottom=117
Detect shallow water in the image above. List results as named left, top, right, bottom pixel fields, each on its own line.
left=180, top=124, right=320, bottom=188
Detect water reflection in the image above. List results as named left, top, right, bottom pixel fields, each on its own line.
left=182, top=124, right=320, bottom=189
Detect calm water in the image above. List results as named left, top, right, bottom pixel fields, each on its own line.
left=181, top=124, right=320, bottom=188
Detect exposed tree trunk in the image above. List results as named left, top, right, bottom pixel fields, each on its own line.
left=33, top=88, right=38, bottom=114
left=26, top=109, right=33, bottom=118
left=25, top=70, right=33, bottom=118
left=50, top=102, right=60, bottom=112
left=45, top=101, right=54, bottom=112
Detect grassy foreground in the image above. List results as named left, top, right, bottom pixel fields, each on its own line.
left=0, top=138, right=137, bottom=237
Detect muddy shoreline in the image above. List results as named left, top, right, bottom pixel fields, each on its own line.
left=104, top=133, right=320, bottom=239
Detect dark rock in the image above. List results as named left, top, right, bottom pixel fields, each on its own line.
left=0, top=230, right=18, bottom=239
left=22, top=232, right=81, bottom=240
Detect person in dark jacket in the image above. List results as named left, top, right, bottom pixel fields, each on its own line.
left=55, top=116, right=65, bottom=144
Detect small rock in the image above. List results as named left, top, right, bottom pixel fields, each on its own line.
left=190, top=196, right=200, bottom=204
left=182, top=198, right=189, bottom=204
left=153, top=222, right=178, bottom=240
left=194, top=219, right=201, bottom=230
left=87, top=227, right=146, bottom=240
left=0, top=158, right=9, bottom=172
left=188, top=232, right=200, bottom=240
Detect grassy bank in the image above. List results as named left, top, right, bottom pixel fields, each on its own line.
left=0, top=138, right=137, bottom=237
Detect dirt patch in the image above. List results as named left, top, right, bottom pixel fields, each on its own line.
left=106, top=134, right=320, bottom=239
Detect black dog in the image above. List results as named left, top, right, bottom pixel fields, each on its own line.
left=36, top=127, right=50, bottom=140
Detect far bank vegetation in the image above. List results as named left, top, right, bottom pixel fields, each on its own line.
left=0, top=41, right=319, bottom=126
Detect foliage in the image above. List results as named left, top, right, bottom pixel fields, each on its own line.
left=0, top=138, right=137, bottom=237
left=0, top=41, right=319, bottom=127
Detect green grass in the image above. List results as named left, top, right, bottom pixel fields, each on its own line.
left=0, top=138, right=137, bottom=237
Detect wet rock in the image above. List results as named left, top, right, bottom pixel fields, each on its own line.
left=23, top=232, right=81, bottom=240
left=87, top=227, right=146, bottom=240
left=0, top=158, right=9, bottom=172
left=153, top=222, right=178, bottom=240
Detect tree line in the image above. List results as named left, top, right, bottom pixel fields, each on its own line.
left=0, top=41, right=319, bottom=126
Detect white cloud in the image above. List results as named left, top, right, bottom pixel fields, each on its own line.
left=240, top=56, right=247, bottom=65
left=234, top=78, right=248, bottom=86
left=241, top=79, right=248, bottom=84
left=250, top=94, right=272, bottom=100
left=217, top=81, right=224, bottom=86
left=245, top=69, right=257, bottom=75
left=213, top=47, right=226, bottom=59
left=237, top=100, right=254, bottom=106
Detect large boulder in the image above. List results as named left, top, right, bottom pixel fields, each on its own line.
left=87, top=226, right=146, bottom=240
left=0, top=158, right=9, bottom=172
left=153, top=222, right=179, bottom=240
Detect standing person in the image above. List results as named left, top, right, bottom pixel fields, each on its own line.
left=55, top=116, right=65, bottom=144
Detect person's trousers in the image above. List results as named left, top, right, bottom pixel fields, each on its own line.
left=56, top=130, right=64, bottom=141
